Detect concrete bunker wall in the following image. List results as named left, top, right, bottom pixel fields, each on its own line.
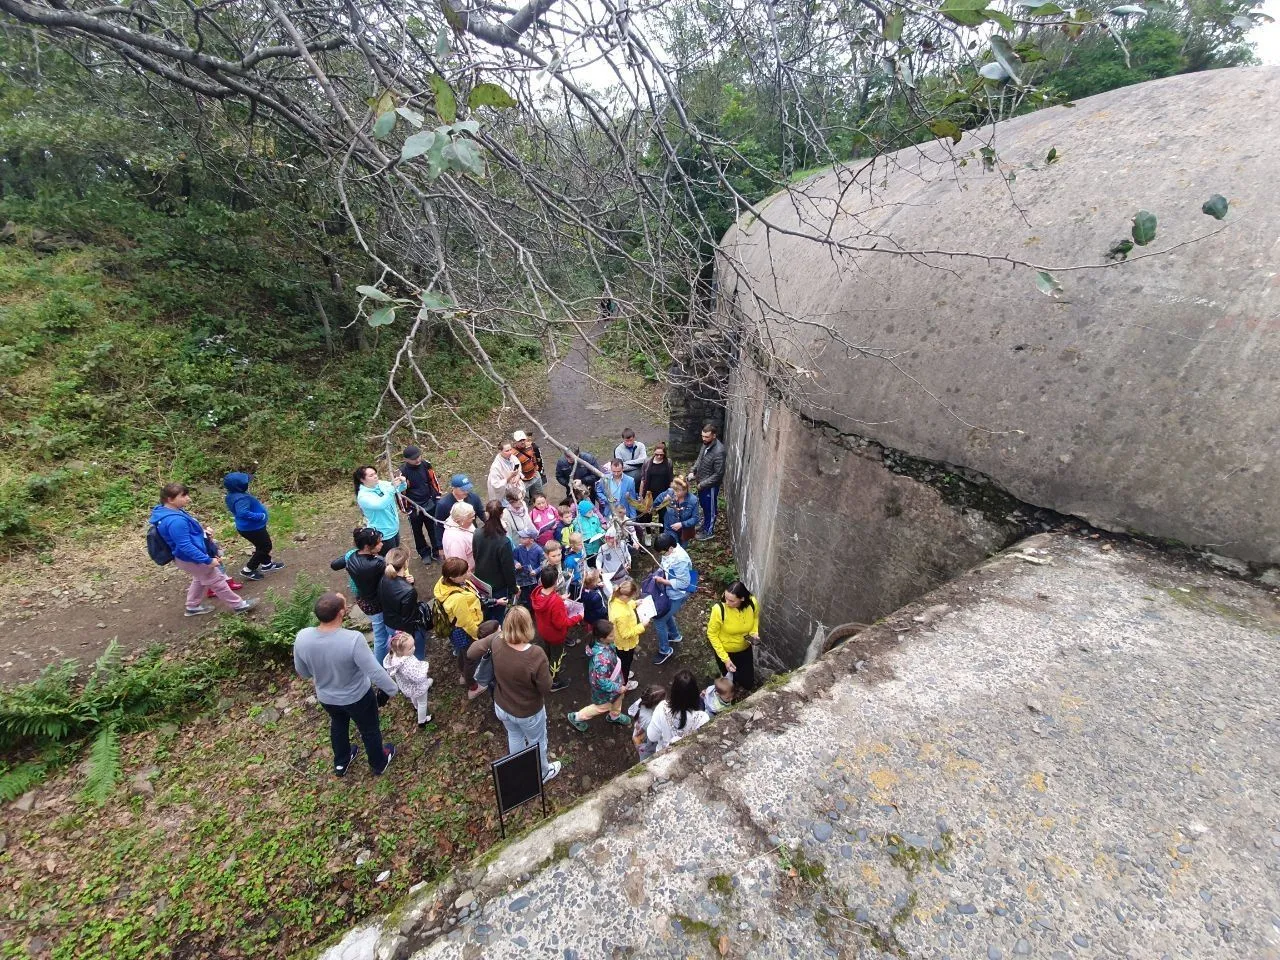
left=719, top=68, right=1280, bottom=661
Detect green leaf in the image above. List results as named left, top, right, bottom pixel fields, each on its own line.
left=1131, top=210, right=1157, bottom=246
left=985, top=8, right=1015, bottom=29
left=1035, top=271, right=1063, bottom=298
left=1109, top=4, right=1147, bottom=14
left=979, top=146, right=997, bottom=172
left=420, top=290, right=453, bottom=311
left=1201, top=194, right=1228, bottom=220
left=928, top=119, right=963, bottom=144
left=1045, top=146, right=1059, bottom=164
left=400, top=130, right=438, bottom=161
left=1107, top=238, right=1133, bottom=261
left=356, top=285, right=393, bottom=302
left=429, top=74, right=457, bottom=123
left=444, top=139, right=485, bottom=177
left=989, top=35, right=1022, bottom=83
left=452, top=119, right=481, bottom=135
left=396, top=106, right=425, bottom=127
left=939, top=0, right=991, bottom=26
left=468, top=82, right=518, bottom=110
left=368, top=307, right=396, bottom=327
left=979, top=62, right=1010, bottom=82
left=435, top=25, right=450, bottom=57
left=372, top=111, right=397, bottom=139
left=883, top=10, right=905, bottom=41
left=1017, top=1, right=1064, bottom=14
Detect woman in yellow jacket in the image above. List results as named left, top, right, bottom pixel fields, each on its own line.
left=608, top=578, right=646, bottom=693
left=434, top=557, right=485, bottom=697
left=707, top=581, right=760, bottom=691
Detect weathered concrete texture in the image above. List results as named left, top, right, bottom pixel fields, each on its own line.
left=718, top=68, right=1280, bottom=565
left=728, top=366, right=1017, bottom=667
left=318, top=536, right=1280, bottom=960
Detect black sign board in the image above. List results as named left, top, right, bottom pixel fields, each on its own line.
left=491, top=745, right=548, bottom=837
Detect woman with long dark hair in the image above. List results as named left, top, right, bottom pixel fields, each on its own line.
left=644, top=669, right=709, bottom=753
left=706, top=580, right=760, bottom=691
left=354, top=464, right=406, bottom=554
left=637, top=441, right=674, bottom=528
left=329, top=526, right=390, bottom=661
left=473, top=499, right=516, bottom=621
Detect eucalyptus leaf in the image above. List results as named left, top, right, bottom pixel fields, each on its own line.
left=420, top=290, right=453, bottom=311
left=1108, top=4, right=1147, bottom=14
left=883, top=10, right=904, bottom=41
left=429, top=74, right=457, bottom=123
left=468, top=82, right=518, bottom=110
left=356, top=285, right=393, bottom=302
left=435, top=25, right=450, bottom=57
left=445, top=139, right=485, bottom=177
left=980, top=61, right=1011, bottom=82
left=989, top=35, right=1022, bottom=83
left=986, top=9, right=1015, bottom=30
left=928, top=119, right=963, bottom=144
left=939, top=0, right=991, bottom=27
left=1131, top=210, right=1157, bottom=246
left=1045, top=146, right=1059, bottom=164
left=1035, top=271, right=1063, bottom=297
left=372, top=110, right=397, bottom=139
left=452, top=119, right=481, bottom=135
left=1017, top=1, right=1064, bottom=13
left=1201, top=194, right=1228, bottom=220
left=395, top=107, right=425, bottom=127
left=368, top=306, right=396, bottom=327
left=400, top=130, right=438, bottom=161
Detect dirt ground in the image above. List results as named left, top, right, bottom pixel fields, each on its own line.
left=0, top=318, right=669, bottom=688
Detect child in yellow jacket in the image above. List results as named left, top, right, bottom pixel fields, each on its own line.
left=608, top=578, right=647, bottom=693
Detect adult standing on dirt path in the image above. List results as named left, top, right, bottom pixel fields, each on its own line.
left=294, top=591, right=398, bottom=777
left=466, top=605, right=561, bottom=783
left=614, top=429, right=647, bottom=485
left=649, top=532, right=694, bottom=666
left=512, top=430, right=546, bottom=503
left=354, top=465, right=406, bottom=555
left=688, top=423, right=726, bottom=541
left=637, top=441, right=673, bottom=529
left=596, top=458, right=639, bottom=520
left=330, top=527, right=391, bottom=662
left=399, top=446, right=442, bottom=564
left=487, top=441, right=524, bottom=504
left=555, top=446, right=602, bottom=498
left=474, top=501, right=517, bottom=622
left=706, top=581, right=760, bottom=692
left=150, top=482, right=256, bottom=618
left=434, top=473, right=486, bottom=533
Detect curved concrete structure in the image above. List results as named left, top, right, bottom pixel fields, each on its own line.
left=718, top=68, right=1280, bottom=658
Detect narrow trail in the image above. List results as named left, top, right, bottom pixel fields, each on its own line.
left=0, top=320, right=668, bottom=687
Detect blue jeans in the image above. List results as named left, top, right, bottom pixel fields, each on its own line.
left=653, top=595, right=687, bottom=655
left=371, top=612, right=391, bottom=664
left=494, top=703, right=550, bottom=777
left=697, top=485, right=719, bottom=535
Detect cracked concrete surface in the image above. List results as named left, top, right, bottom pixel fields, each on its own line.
left=319, top=534, right=1280, bottom=960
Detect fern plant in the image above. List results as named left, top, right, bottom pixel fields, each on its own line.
left=80, top=722, right=120, bottom=806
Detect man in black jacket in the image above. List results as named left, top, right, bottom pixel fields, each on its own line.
left=688, top=423, right=726, bottom=541
left=399, top=445, right=442, bottom=563
left=554, top=447, right=602, bottom=499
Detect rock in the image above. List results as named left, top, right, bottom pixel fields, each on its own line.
left=129, top=777, right=155, bottom=796
left=1014, top=939, right=1032, bottom=956
left=96, top=622, right=107, bottom=629
left=1026, top=700, right=1044, bottom=715
left=0, top=831, right=6, bottom=852
left=13, top=791, right=36, bottom=812
left=136, top=765, right=161, bottom=782
left=356, top=849, right=374, bottom=866
left=274, top=697, right=290, bottom=710
left=509, top=895, right=531, bottom=912
left=988, top=946, right=1003, bottom=960
left=454, top=891, right=475, bottom=910
left=254, top=706, right=281, bottom=726
left=1202, top=553, right=1249, bottom=576
left=376, top=870, right=391, bottom=883
left=812, top=822, right=834, bottom=842
left=293, top=533, right=309, bottom=542
left=1186, top=821, right=1209, bottom=837
left=0, top=221, right=16, bottom=243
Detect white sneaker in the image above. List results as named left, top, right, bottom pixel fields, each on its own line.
left=542, top=760, right=562, bottom=784
left=625, top=679, right=639, bottom=691
left=424, top=675, right=433, bottom=689
left=232, top=599, right=258, bottom=613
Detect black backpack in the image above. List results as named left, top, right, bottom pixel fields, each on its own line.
left=146, top=522, right=174, bottom=565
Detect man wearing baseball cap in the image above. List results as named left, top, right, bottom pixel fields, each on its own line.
left=511, top=429, right=546, bottom=503
left=432, top=472, right=487, bottom=537
left=399, top=445, right=442, bottom=563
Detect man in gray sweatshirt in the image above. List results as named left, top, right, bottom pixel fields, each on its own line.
left=295, top=592, right=400, bottom=776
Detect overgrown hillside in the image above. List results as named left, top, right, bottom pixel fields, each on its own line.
left=0, top=189, right=532, bottom=555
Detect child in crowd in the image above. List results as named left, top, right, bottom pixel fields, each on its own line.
left=542, top=540, right=571, bottom=597
left=597, top=527, right=631, bottom=589
left=567, top=621, right=631, bottom=731
left=512, top=530, right=546, bottom=607
left=702, top=676, right=737, bottom=716
left=530, top=565, right=583, bottom=690
left=628, top=685, right=667, bottom=760
left=563, top=533, right=587, bottom=596
left=531, top=493, right=559, bottom=547
left=608, top=577, right=646, bottom=691
left=580, top=568, right=609, bottom=640
left=573, top=499, right=606, bottom=560
left=222, top=472, right=285, bottom=581
left=382, top=631, right=433, bottom=728
left=502, top=490, right=538, bottom=548
left=645, top=670, right=710, bottom=754
left=555, top=501, right=576, bottom=551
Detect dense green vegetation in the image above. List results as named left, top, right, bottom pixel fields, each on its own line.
left=0, top=186, right=534, bottom=552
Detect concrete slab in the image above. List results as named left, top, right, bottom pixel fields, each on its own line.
left=320, top=535, right=1280, bottom=960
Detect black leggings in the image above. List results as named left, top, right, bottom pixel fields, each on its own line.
left=240, top=528, right=273, bottom=571
left=321, top=687, right=387, bottom=773
left=618, top=647, right=635, bottom=682
left=719, top=646, right=756, bottom=691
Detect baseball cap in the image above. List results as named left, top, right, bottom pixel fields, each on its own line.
left=449, top=474, right=473, bottom=491
left=512, top=430, right=528, bottom=441
left=403, top=445, right=421, bottom=459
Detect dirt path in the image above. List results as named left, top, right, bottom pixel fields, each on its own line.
left=0, top=320, right=669, bottom=687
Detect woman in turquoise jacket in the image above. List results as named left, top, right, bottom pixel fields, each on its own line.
left=354, top=465, right=406, bottom=555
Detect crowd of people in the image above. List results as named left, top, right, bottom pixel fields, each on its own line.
left=148, top=422, right=753, bottom=783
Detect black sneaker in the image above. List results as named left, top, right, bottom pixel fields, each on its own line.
left=259, top=561, right=286, bottom=572
left=240, top=568, right=264, bottom=581
left=375, top=744, right=396, bottom=775
left=335, top=744, right=360, bottom=777
left=652, top=650, right=673, bottom=666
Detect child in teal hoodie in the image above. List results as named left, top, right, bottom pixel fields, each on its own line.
left=223, top=472, right=285, bottom=580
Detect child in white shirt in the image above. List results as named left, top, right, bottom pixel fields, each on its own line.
left=628, top=684, right=667, bottom=760
left=702, top=676, right=737, bottom=716
left=382, top=631, right=433, bottom=728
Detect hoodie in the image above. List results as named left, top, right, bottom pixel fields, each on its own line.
left=530, top=584, right=581, bottom=646
left=148, top=504, right=213, bottom=565
left=433, top=577, right=482, bottom=638
left=222, top=472, right=268, bottom=532
left=572, top=500, right=606, bottom=558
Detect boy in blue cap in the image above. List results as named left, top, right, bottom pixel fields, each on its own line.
left=223, top=472, right=286, bottom=581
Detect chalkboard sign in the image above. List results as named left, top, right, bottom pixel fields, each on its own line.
left=491, top=745, right=547, bottom=837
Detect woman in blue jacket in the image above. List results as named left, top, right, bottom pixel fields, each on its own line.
left=223, top=472, right=286, bottom=581
left=150, top=482, right=255, bottom=617
left=652, top=477, right=701, bottom=545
